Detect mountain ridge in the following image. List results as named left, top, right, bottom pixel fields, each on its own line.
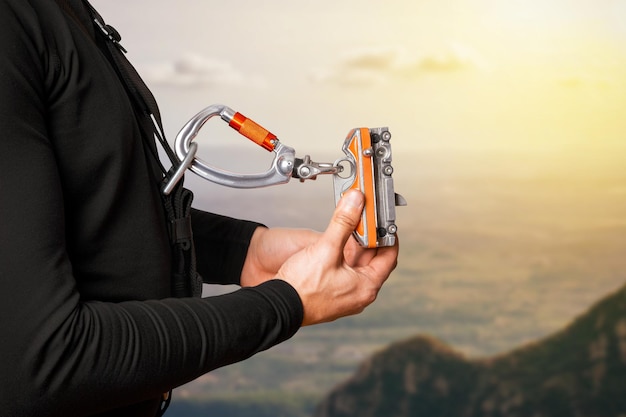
left=314, top=283, right=626, bottom=417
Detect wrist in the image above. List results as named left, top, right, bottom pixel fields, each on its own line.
left=240, top=226, right=268, bottom=286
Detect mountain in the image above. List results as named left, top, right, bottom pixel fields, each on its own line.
left=314, top=284, right=626, bottom=417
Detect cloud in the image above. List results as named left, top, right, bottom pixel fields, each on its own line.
left=142, top=53, right=266, bottom=89
left=310, top=44, right=485, bottom=87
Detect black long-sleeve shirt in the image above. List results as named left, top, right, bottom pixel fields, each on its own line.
left=0, top=1, right=303, bottom=416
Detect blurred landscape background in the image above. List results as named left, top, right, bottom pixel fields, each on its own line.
left=91, top=0, right=626, bottom=415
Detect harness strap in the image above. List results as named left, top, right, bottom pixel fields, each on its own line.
left=73, top=0, right=203, bottom=300
left=83, top=6, right=172, bottom=171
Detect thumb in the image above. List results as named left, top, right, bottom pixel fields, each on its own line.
left=323, top=189, right=365, bottom=252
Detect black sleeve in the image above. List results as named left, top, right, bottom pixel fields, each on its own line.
left=0, top=1, right=303, bottom=416
left=191, top=208, right=265, bottom=285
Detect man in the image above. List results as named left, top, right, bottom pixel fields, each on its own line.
left=0, top=0, right=398, bottom=416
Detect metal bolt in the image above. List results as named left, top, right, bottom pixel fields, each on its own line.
left=363, top=147, right=374, bottom=157
left=383, top=165, right=394, bottom=176
left=388, top=224, right=398, bottom=234
left=300, top=166, right=311, bottom=177
left=382, top=131, right=391, bottom=141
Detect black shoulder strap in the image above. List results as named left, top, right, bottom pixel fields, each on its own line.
left=55, top=0, right=202, bottom=300
left=81, top=0, right=177, bottom=172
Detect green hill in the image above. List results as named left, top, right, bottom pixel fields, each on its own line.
left=314, top=283, right=626, bottom=417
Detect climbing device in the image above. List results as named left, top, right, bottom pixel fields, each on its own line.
left=168, top=105, right=407, bottom=248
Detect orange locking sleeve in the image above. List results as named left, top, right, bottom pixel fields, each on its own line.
left=229, top=112, right=277, bottom=151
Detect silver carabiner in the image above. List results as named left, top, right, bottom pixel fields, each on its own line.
left=162, top=141, right=198, bottom=195
left=173, top=104, right=296, bottom=189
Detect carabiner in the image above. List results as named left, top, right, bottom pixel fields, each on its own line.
left=173, top=104, right=296, bottom=189
left=162, top=141, right=198, bottom=195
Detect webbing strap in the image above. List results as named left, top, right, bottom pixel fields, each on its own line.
left=81, top=0, right=177, bottom=172
left=163, top=186, right=202, bottom=298
left=79, top=1, right=202, bottom=299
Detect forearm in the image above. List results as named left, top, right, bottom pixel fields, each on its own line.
left=191, top=208, right=264, bottom=285
left=1, top=280, right=302, bottom=417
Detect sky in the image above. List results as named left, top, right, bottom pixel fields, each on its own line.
left=87, top=0, right=626, bottom=396
left=83, top=0, right=626, bottom=382
left=91, top=0, right=626, bottom=159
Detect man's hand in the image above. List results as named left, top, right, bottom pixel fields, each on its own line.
left=240, top=196, right=385, bottom=287
left=240, top=227, right=319, bottom=287
left=276, top=190, right=398, bottom=326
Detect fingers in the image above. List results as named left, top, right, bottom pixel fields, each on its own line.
left=273, top=190, right=398, bottom=327
left=360, top=241, right=398, bottom=285
left=343, top=237, right=375, bottom=267
left=322, top=189, right=365, bottom=254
